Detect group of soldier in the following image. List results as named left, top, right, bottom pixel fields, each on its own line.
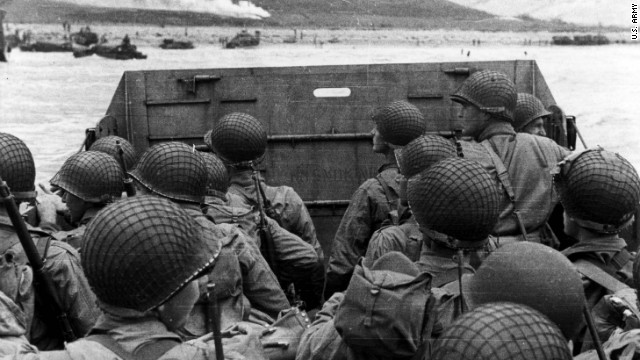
left=0, top=69, right=639, bottom=359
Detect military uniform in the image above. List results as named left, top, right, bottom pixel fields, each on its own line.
left=179, top=204, right=291, bottom=336
left=47, top=207, right=101, bottom=250
left=324, top=163, right=400, bottom=298
left=0, top=216, right=100, bottom=350
left=364, top=218, right=422, bottom=264
left=475, top=123, right=569, bottom=241
left=0, top=277, right=39, bottom=357
left=228, top=170, right=322, bottom=260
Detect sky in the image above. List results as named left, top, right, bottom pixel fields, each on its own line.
left=60, top=0, right=271, bottom=19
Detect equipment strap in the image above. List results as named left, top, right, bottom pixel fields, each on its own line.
left=480, top=141, right=529, bottom=240
left=85, top=333, right=180, bottom=360
left=432, top=267, right=474, bottom=288
left=565, top=248, right=633, bottom=272
left=376, top=173, right=398, bottom=210
left=573, top=259, right=630, bottom=294
left=480, top=141, right=515, bottom=202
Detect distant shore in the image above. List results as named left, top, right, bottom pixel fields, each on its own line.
left=6, top=23, right=633, bottom=48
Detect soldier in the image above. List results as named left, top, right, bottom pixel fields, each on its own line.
left=554, top=148, right=640, bottom=352
left=88, top=135, right=138, bottom=171
left=207, top=113, right=320, bottom=255
left=0, top=132, right=100, bottom=350
left=44, top=151, right=124, bottom=249
left=364, top=134, right=458, bottom=263
left=207, top=113, right=324, bottom=309
left=128, top=141, right=290, bottom=333
left=451, top=70, right=570, bottom=245
left=576, top=252, right=640, bottom=359
left=325, top=100, right=427, bottom=298
left=463, top=242, right=585, bottom=340
left=407, top=157, right=500, bottom=279
left=297, top=251, right=434, bottom=360
left=25, top=196, right=266, bottom=359
left=431, top=302, right=572, bottom=360
left=200, top=151, right=322, bottom=310
left=514, top=93, right=551, bottom=137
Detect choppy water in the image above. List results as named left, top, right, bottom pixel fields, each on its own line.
left=1, top=42, right=639, bottom=184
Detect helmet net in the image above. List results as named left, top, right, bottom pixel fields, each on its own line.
left=50, top=151, right=123, bottom=203
left=81, top=196, right=216, bottom=312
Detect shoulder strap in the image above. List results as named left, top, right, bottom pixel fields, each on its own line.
left=611, top=249, right=634, bottom=270
left=34, top=236, right=52, bottom=262
left=480, top=141, right=531, bottom=239
left=574, top=259, right=630, bottom=293
left=480, top=141, right=515, bottom=202
left=375, top=173, right=398, bottom=224
left=85, top=334, right=180, bottom=360
left=411, top=295, right=437, bottom=360
left=565, top=248, right=633, bottom=272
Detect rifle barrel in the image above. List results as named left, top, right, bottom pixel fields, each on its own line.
left=0, top=178, right=76, bottom=342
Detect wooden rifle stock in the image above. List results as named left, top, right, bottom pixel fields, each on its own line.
left=0, top=177, right=76, bottom=343
left=251, top=167, right=279, bottom=276
left=205, top=284, right=224, bottom=360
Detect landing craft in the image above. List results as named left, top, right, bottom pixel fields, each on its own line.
left=82, top=60, right=639, bottom=254
left=225, top=30, right=260, bottom=48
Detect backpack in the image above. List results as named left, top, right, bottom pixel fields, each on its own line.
left=205, top=203, right=261, bottom=240
left=334, top=258, right=435, bottom=359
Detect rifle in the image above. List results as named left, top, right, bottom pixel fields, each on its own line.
left=115, top=140, right=136, bottom=197
left=255, top=170, right=283, bottom=227
left=205, top=284, right=224, bottom=360
left=0, top=176, right=76, bottom=343
left=251, top=164, right=279, bottom=276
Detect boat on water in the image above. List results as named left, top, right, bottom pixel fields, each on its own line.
left=160, top=38, right=194, bottom=50
left=73, top=35, right=147, bottom=60
left=552, top=34, right=610, bottom=45
left=81, top=60, right=624, bottom=251
left=225, top=30, right=260, bottom=48
left=19, top=41, right=73, bottom=52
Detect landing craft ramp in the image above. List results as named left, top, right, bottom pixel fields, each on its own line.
left=90, top=60, right=584, bottom=255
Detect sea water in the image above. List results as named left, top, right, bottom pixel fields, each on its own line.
left=1, top=42, right=639, bottom=184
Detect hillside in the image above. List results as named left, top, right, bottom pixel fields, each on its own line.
left=447, top=0, right=625, bottom=27
left=1, top=0, right=620, bottom=32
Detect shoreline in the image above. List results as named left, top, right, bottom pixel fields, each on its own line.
left=6, top=23, right=634, bottom=48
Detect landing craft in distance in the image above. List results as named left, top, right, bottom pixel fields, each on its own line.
left=225, top=30, right=260, bottom=49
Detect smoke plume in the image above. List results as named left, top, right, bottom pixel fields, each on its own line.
left=61, top=0, right=270, bottom=19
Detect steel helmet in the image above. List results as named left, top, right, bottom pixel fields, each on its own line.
left=555, top=148, right=640, bottom=234
left=432, top=302, right=571, bottom=360
left=81, top=196, right=217, bottom=312
left=514, top=93, right=552, bottom=131
left=128, top=142, right=208, bottom=204
left=201, top=152, right=229, bottom=198
left=89, top=136, right=138, bottom=171
left=397, top=135, right=457, bottom=178
left=209, top=112, right=267, bottom=164
left=451, top=70, right=517, bottom=122
left=0, top=132, right=36, bottom=199
left=466, top=242, right=584, bottom=339
left=50, top=151, right=124, bottom=203
left=407, top=157, right=500, bottom=245
left=372, top=100, right=426, bottom=146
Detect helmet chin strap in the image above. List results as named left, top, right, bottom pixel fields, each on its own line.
left=572, top=215, right=635, bottom=235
